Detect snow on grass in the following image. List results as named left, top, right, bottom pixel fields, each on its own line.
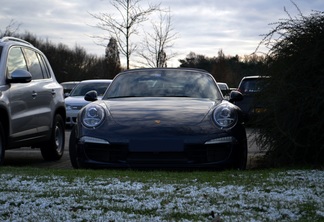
left=0, top=169, right=323, bottom=221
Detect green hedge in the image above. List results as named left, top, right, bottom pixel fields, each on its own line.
left=255, top=9, right=324, bottom=166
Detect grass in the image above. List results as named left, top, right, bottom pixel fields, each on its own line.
left=0, top=166, right=323, bottom=221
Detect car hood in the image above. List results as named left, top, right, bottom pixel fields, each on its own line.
left=65, top=96, right=87, bottom=104
left=101, top=97, right=218, bottom=126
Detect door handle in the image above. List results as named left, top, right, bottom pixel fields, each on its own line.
left=32, top=91, right=37, bottom=98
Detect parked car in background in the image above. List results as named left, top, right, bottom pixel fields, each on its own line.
left=60, top=81, right=80, bottom=95
left=65, top=79, right=112, bottom=126
left=0, top=36, right=66, bottom=165
left=69, top=68, right=247, bottom=170
left=217, top=82, right=231, bottom=99
left=235, top=75, right=270, bottom=122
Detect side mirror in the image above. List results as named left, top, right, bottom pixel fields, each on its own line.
left=229, top=90, right=243, bottom=103
left=7, top=69, right=32, bottom=83
left=84, top=90, right=98, bottom=102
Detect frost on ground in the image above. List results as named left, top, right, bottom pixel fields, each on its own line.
left=0, top=170, right=323, bottom=222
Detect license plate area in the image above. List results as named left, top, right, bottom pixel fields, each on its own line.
left=129, top=139, right=184, bottom=152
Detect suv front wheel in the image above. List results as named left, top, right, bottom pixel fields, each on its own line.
left=0, top=122, right=5, bottom=165
left=40, top=114, right=65, bottom=161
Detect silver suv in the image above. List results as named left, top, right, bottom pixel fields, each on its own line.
left=0, top=37, right=66, bottom=165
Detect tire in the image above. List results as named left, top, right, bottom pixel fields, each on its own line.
left=233, top=125, right=248, bottom=170
left=0, top=122, right=6, bottom=166
left=41, top=114, right=65, bottom=161
left=69, top=126, right=80, bottom=169
left=234, top=139, right=248, bottom=170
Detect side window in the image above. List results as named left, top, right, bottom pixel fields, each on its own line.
left=7, top=47, right=28, bottom=75
left=24, top=48, right=44, bottom=79
left=37, top=53, right=51, bottom=79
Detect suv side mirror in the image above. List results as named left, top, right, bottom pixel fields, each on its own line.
left=84, top=90, right=98, bottom=102
left=7, top=69, right=32, bottom=83
left=229, top=91, right=243, bottom=103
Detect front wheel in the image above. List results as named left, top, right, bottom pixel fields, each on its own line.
left=234, top=139, right=248, bottom=170
left=232, top=125, right=248, bottom=170
left=0, top=122, right=6, bottom=166
left=41, top=114, right=65, bottom=161
left=69, top=126, right=80, bottom=169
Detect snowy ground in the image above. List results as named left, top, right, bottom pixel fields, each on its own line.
left=0, top=169, right=323, bottom=221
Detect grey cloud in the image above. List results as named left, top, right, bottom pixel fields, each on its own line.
left=1, top=0, right=323, bottom=67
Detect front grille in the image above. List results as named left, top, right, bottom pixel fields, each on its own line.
left=71, top=106, right=83, bottom=110
left=84, top=143, right=128, bottom=163
left=127, top=152, right=187, bottom=164
left=83, top=142, right=233, bottom=164
left=186, top=143, right=232, bottom=163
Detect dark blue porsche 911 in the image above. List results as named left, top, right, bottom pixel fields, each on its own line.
left=69, top=68, right=247, bottom=169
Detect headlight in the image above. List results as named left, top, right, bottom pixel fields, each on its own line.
left=81, top=104, right=105, bottom=128
left=65, top=105, right=72, bottom=111
left=213, top=104, right=238, bottom=129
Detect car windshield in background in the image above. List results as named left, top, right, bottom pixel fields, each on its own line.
left=238, top=78, right=269, bottom=95
left=61, top=81, right=79, bottom=94
left=70, top=82, right=110, bottom=97
left=105, top=70, right=221, bottom=100
left=217, top=82, right=229, bottom=91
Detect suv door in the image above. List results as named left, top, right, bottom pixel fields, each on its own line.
left=22, top=47, right=55, bottom=135
left=7, top=46, right=39, bottom=139
left=7, top=46, right=56, bottom=141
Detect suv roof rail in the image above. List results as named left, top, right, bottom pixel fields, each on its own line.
left=0, top=36, right=33, bottom=46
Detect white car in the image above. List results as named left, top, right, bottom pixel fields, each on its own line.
left=217, top=82, right=230, bottom=99
left=65, top=79, right=112, bottom=126
left=60, top=81, right=80, bottom=95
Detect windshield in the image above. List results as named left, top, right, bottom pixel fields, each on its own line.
left=70, top=82, right=111, bottom=97
left=104, top=69, right=222, bottom=100
left=238, top=78, right=269, bottom=94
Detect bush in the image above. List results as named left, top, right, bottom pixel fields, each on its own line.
left=255, top=8, right=324, bottom=166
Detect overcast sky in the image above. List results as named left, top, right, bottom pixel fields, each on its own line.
left=1, top=0, right=323, bottom=68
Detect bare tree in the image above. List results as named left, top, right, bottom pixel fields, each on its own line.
left=0, top=20, right=21, bottom=37
left=90, top=0, right=160, bottom=69
left=138, top=10, right=178, bottom=67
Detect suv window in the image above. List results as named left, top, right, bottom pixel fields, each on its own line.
left=37, top=53, right=51, bottom=78
left=24, top=48, right=44, bottom=79
left=7, top=47, right=28, bottom=75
